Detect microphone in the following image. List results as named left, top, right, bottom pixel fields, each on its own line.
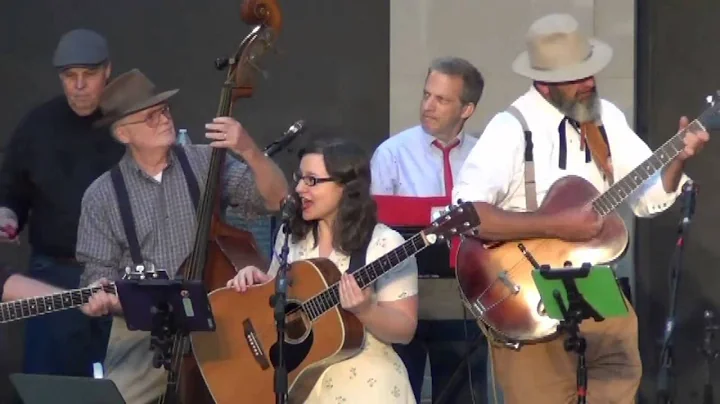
left=279, top=194, right=298, bottom=222
left=264, top=120, right=306, bottom=157
left=681, top=180, right=697, bottom=226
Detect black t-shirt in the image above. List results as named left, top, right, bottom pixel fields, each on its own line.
left=0, top=96, right=126, bottom=258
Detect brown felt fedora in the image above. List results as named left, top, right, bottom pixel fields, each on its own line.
left=95, top=68, right=178, bottom=127
left=512, top=14, right=613, bottom=83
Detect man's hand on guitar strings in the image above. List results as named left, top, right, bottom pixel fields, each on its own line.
left=548, top=204, right=603, bottom=242
left=676, top=116, right=709, bottom=161
left=339, top=273, right=373, bottom=315
left=81, top=278, right=121, bottom=317
left=227, top=265, right=271, bottom=293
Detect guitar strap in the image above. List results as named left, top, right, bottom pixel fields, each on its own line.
left=110, top=145, right=201, bottom=268
left=505, top=105, right=538, bottom=211
left=347, top=228, right=374, bottom=275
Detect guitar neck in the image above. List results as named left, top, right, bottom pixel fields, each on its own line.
left=301, top=233, right=427, bottom=321
left=0, top=284, right=116, bottom=324
left=591, top=117, right=709, bottom=216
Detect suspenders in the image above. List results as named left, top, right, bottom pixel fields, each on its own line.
left=109, top=145, right=200, bottom=267
left=505, top=106, right=538, bottom=211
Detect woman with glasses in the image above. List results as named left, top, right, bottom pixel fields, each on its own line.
left=227, top=137, right=419, bottom=403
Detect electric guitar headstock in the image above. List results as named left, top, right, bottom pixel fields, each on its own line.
left=422, top=200, right=480, bottom=245
left=702, top=90, right=720, bottom=130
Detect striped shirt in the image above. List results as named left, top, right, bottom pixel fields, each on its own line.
left=77, top=144, right=268, bottom=286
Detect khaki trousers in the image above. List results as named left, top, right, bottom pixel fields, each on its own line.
left=488, top=303, right=642, bottom=404
left=104, top=316, right=167, bottom=404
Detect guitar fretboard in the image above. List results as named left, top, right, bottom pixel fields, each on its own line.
left=0, top=284, right=116, bottom=323
left=591, top=105, right=718, bottom=216
left=300, top=233, right=426, bottom=321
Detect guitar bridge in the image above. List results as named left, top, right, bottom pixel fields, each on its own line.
left=243, top=319, right=270, bottom=370
left=498, top=271, right=520, bottom=294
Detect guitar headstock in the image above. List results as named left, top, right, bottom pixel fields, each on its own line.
left=423, top=200, right=480, bottom=245
left=122, top=264, right=170, bottom=281
left=702, top=90, right=720, bottom=130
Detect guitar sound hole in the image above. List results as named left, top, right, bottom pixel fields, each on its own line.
left=285, top=301, right=311, bottom=343
left=269, top=300, right=314, bottom=374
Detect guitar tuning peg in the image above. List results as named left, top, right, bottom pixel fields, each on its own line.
left=472, top=228, right=480, bottom=236
left=456, top=198, right=464, bottom=204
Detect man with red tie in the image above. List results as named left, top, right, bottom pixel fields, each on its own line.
left=370, top=56, right=489, bottom=403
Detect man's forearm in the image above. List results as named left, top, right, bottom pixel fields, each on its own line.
left=662, top=158, right=685, bottom=193
left=472, top=202, right=557, bottom=241
left=243, top=148, right=289, bottom=211
left=3, top=274, right=63, bottom=302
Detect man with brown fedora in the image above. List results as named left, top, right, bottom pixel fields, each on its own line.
left=452, top=13, right=709, bottom=403
left=75, top=68, right=289, bottom=403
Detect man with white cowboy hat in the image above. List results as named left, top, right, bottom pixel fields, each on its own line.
left=452, top=13, right=708, bottom=403
left=75, top=68, right=289, bottom=403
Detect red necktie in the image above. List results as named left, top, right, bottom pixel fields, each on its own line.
left=432, top=139, right=460, bottom=196
left=432, top=139, right=461, bottom=268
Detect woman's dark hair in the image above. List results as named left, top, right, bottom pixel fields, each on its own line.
left=287, top=137, right=377, bottom=255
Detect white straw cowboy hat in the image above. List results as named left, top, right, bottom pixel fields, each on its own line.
left=512, top=13, right=613, bottom=83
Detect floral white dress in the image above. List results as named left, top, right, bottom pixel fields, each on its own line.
left=268, top=223, right=419, bottom=404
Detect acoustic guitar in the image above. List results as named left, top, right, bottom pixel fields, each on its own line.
left=455, top=94, right=719, bottom=347
left=190, top=201, right=479, bottom=403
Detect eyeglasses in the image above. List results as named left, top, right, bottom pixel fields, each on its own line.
left=293, top=171, right=335, bottom=186
left=120, top=105, right=171, bottom=128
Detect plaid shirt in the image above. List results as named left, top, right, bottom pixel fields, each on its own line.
left=77, top=144, right=268, bottom=286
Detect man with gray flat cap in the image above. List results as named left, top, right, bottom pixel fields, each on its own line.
left=453, top=14, right=708, bottom=403
left=0, top=28, right=124, bottom=377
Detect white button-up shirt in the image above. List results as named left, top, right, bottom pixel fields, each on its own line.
left=370, top=125, right=477, bottom=197
left=370, top=125, right=477, bottom=320
left=453, top=86, right=687, bottom=215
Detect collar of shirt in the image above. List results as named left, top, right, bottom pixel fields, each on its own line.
left=523, top=86, right=592, bottom=165
left=525, top=85, right=569, bottom=127
left=119, top=147, right=179, bottom=180
left=421, top=128, right=466, bottom=151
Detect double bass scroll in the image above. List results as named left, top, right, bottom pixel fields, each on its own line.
left=160, top=1, right=284, bottom=403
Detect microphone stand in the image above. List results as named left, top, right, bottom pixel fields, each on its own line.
left=656, top=182, right=696, bottom=404
left=699, top=309, right=719, bottom=404
left=271, top=201, right=294, bottom=404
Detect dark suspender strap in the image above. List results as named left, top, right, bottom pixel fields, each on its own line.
left=173, top=145, right=200, bottom=212
left=505, top=106, right=538, bottom=211
left=110, top=166, right=143, bottom=266
left=347, top=229, right=374, bottom=274
left=558, top=119, right=570, bottom=168
left=598, top=124, right=611, bottom=157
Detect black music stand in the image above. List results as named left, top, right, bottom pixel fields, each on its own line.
left=114, top=277, right=216, bottom=370
left=10, top=373, right=126, bottom=404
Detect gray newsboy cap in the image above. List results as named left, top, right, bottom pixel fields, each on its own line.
left=52, top=28, right=109, bottom=69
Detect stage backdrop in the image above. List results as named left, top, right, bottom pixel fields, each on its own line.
left=635, top=0, right=720, bottom=402
left=0, top=0, right=389, bottom=400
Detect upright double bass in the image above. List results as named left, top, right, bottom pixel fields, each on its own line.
left=159, top=1, right=283, bottom=403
